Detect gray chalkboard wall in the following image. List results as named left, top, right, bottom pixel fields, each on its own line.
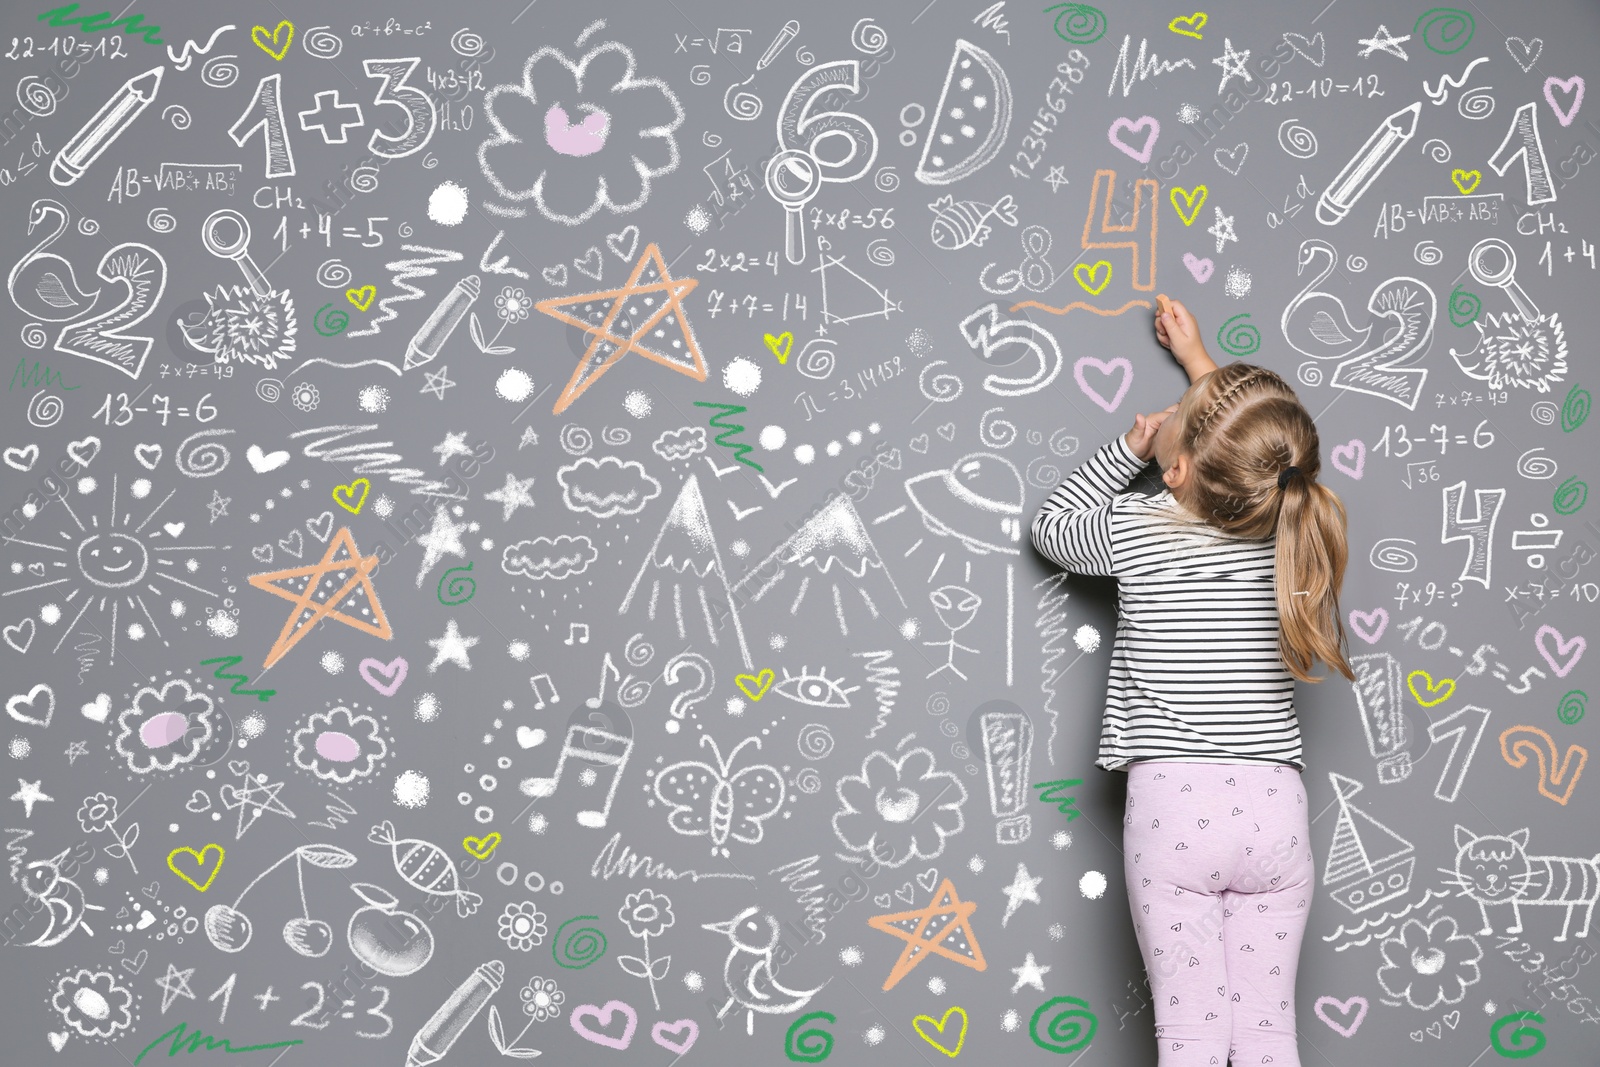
left=1, top=1, right=1595, bottom=1063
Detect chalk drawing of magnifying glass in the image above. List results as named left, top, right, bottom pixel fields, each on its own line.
left=1466, top=237, right=1540, bottom=322
left=201, top=209, right=273, bottom=298
left=766, top=148, right=823, bottom=265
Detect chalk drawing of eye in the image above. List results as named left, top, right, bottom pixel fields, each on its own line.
left=773, top=667, right=861, bottom=709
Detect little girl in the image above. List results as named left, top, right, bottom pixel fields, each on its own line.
left=1031, top=300, right=1355, bottom=1067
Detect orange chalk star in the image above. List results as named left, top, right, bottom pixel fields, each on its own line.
left=248, top=527, right=392, bottom=668
left=866, top=877, right=987, bottom=991
left=536, top=243, right=706, bottom=415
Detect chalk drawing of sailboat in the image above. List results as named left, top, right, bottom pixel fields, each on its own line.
left=1323, top=772, right=1415, bottom=915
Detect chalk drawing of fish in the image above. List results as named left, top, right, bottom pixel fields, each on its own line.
left=928, top=194, right=1019, bottom=251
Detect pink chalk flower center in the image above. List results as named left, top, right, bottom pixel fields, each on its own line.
left=545, top=104, right=610, bottom=157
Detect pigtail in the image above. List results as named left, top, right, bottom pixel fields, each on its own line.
left=1274, top=476, right=1355, bottom=683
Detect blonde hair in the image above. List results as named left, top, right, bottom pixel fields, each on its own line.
left=1166, top=362, right=1355, bottom=683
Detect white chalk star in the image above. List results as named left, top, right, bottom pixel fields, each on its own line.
left=519, top=426, right=540, bottom=449
left=9, top=778, right=52, bottom=817
left=1207, top=205, right=1238, bottom=253
left=1000, top=861, right=1043, bottom=927
left=1010, top=952, right=1052, bottom=994
left=1044, top=165, right=1070, bottom=193
left=1211, top=37, right=1253, bottom=94
left=420, top=365, right=456, bottom=401
left=65, top=741, right=89, bottom=765
left=414, top=504, right=468, bottom=588
left=1357, top=24, right=1410, bottom=60
left=427, top=618, right=479, bottom=672
left=207, top=490, right=231, bottom=522
left=484, top=472, right=537, bottom=522
left=432, top=431, right=473, bottom=466
left=155, top=963, right=197, bottom=1014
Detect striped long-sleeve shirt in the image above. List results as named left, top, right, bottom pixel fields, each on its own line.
left=1031, top=434, right=1302, bottom=771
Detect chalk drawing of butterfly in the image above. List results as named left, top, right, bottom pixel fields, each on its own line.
left=653, top=734, right=786, bottom=857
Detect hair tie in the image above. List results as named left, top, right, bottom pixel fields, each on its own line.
left=1277, top=465, right=1301, bottom=490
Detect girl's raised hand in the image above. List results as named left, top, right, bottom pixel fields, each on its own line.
left=1153, top=297, right=1218, bottom=383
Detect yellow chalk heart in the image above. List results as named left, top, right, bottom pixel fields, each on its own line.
left=1408, top=669, right=1455, bottom=707
left=167, top=844, right=225, bottom=892
left=763, top=331, right=793, bottom=364
left=1451, top=169, right=1482, bottom=195
left=1073, top=261, right=1113, bottom=295
left=1170, top=185, right=1208, bottom=226
left=332, top=478, right=370, bottom=515
left=251, top=20, right=294, bottom=61
left=913, top=1006, right=969, bottom=1057
left=347, top=285, right=377, bottom=311
left=735, top=668, right=775, bottom=701
left=1168, top=12, right=1208, bottom=39
left=462, top=832, right=501, bottom=860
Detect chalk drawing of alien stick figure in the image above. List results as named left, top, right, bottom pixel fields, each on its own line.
left=924, top=584, right=981, bottom=681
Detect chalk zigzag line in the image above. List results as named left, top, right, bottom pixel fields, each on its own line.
left=199, top=656, right=275, bottom=701
left=856, top=649, right=900, bottom=740
left=1009, top=298, right=1152, bottom=316
left=346, top=245, right=464, bottom=338
left=695, top=402, right=763, bottom=472
left=590, top=832, right=755, bottom=882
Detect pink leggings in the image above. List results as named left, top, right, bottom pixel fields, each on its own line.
left=1124, top=761, right=1314, bottom=1067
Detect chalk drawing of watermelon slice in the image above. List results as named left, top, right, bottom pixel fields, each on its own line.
left=916, top=39, right=1014, bottom=186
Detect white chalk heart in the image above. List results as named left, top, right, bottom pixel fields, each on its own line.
left=81, top=693, right=111, bottom=723
left=246, top=445, right=290, bottom=473
left=516, top=726, right=546, bottom=749
left=6, top=683, right=54, bottom=727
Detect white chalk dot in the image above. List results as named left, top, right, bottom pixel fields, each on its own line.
left=508, top=641, right=530, bottom=661
left=415, top=693, right=440, bottom=722
left=1073, top=624, right=1101, bottom=653
left=723, top=357, right=762, bottom=396
left=623, top=391, right=653, bottom=418
left=927, top=976, right=947, bottom=995
left=1001, top=1009, right=1021, bottom=1032
left=826, top=440, right=842, bottom=457
left=321, top=650, right=345, bottom=674
left=1079, top=870, right=1108, bottom=899
left=496, top=368, right=535, bottom=403
left=1053, top=830, right=1073, bottom=850
left=1048, top=923, right=1066, bottom=940
left=358, top=385, right=390, bottom=412
left=40, top=604, right=61, bottom=625
left=864, top=1024, right=887, bottom=1046
left=125, top=623, right=145, bottom=641
left=393, top=770, right=431, bottom=808
left=206, top=613, right=238, bottom=639
left=968, top=855, right=985, bottom=873
left=683, top=970, right=705, bottom=992
left=131, top=478, right=152, bottom=498
left=9, top=737, right=31, bottom=759
left=427, top=180, right=470, bottom=226
left=240, top=713, right=266, bottom=739
left=839, top=946, right=864, bottom=967
left=758, top=425, right=787, bottom=450
left=847, top=430, right=862, bottom=445
left=528, top=811, right=549, bottom=834
left=794, top=444, right=815, bottom=464
left=77, top=476, right=96, bottom=494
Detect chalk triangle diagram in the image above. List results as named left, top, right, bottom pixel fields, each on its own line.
left=867, top=877, right=987, bottom=991
left=536, top=242, right=706, bottom=415
left=732, top=494, right=906, bottom=638
left=619, top=475, right=753, bottom=669
left=248, top=527, right=392, bottom=669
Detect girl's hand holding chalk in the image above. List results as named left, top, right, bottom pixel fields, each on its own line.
left=1124, top=403, right=1178, bottom=462
left=1153, top=296, right=1219, bottom=384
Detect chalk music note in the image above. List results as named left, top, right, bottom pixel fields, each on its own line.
left=529, top=673, right=560, bottom=711
left=587, top=651, right=651, bottom=710
left=565, top=623, right=590, bottom=645
left=519, top=724, right=634, bottom=828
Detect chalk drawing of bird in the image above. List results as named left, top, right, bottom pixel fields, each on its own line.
left=18, top=849, right=102, bottom=947
left=703, top=906, right=829, bottom=1035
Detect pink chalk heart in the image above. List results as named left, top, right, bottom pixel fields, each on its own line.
left=1544, top=76, right=1585, bottom=127
left=1314, top=995, right=1368, bottom=1037
left=1348, top=607, right=1389, bottom=645
left=1073, top=356, right=1134, bottom=413
left=571, top=1001, right=638, bottom=1050
left=1330, top=439, right=1365, bottom=480
left=358, top=656, right=408, bottom=697
left=651, top=1019, right=699, bottom=1054
left=545, top=104, right=610, bottom=157
left=1534, top=624, right=1585, bottom=677
left=1108, top=116, right=1160, bottom=163
left=1182, top=253, right=1214, bottom=283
